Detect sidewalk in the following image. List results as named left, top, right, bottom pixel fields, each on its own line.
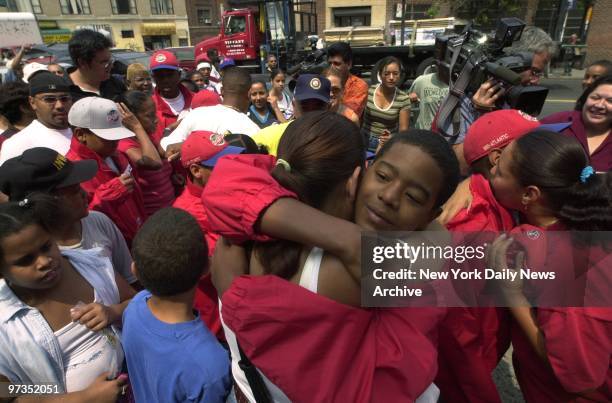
left=547, top=67, right=585, bottom=80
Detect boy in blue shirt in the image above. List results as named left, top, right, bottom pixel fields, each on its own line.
left=122, top=207, right=231, bottom=402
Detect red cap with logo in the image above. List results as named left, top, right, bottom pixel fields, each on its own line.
left=150, top=50, right=180, bottom=71
left=180, top=131, right=245, bottom=168
left=464, top=109, right=542, bottom=165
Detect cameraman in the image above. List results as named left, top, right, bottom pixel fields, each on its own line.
left=438, top=27, right=554, bottom=171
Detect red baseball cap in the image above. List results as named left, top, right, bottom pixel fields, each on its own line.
left=150, top=50, right=180, bottom=71
left=195, top=52, right=210, bottom=63
left=191, top=90, right=221, bottom=109
left=463, top=109, right=571, bottom=165
left=180, top=130, right=244, bottom=168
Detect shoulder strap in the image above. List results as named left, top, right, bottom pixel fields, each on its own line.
left=237, top=343, right=273, bottom=403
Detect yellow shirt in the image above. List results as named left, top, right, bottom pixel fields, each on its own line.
left=251, top=121, right=291, bottom=156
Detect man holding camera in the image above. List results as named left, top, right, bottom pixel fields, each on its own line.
left=436, top=26, right=554, bottom=172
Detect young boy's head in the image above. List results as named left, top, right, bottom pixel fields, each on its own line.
left=132, top=207, right=207, bottom=296
left=463, top=109, right=569, bottom=179
left=69, top=97, right=136, bottom=158
left=180, top=130, right=244, bottom=187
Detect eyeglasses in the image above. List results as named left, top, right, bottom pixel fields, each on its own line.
left=36, top=95, right=72, bottom=105
left=101, top=57, right=115, bottom=69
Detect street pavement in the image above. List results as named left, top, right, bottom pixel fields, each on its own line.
left=538, top=68, right=585, bottom=118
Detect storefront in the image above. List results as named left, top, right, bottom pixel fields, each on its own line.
left=38, top=21, right=71, bottom=44
left=142, top=22, right=176, bottom=50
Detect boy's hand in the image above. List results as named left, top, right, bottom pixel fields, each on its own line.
left=165, top=143, right=182, bottom=162
left=84, top=373, right=128, bottom=402
left=119, top=173, right=135, bottom=192
left=71, top=303, right=115, bottom=331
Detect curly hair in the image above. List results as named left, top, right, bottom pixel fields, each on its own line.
left=0, top=82, right=31, bottom=125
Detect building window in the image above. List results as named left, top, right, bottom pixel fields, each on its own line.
left=197, top=8, right=212, bottom=25
left=121, top=30, right=134, bottom=38
left=333, top=7, right=371, bottom=27
left=179, top=38, right=188, bottom=46
left=111, top=0, right=136, bottom=14
left=31, top=0, right=42, bottom=13
left=395, top=3, right=432, bottom=20
left=59, top=0, right=91, bottom=15
left=150, top=0, right=173, bottom=14
left=7, top=0, right=42, bottom=13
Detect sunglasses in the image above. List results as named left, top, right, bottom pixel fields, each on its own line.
left=36, top=95, right=72, bottom=105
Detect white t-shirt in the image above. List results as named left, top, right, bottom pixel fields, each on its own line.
left=59, top=211, right=136, bottom=284
left=160, top=104, right=260, bottom=150
left=161, top=92, right=186, bottom=116
left=0, top=120, right=72, bottom=165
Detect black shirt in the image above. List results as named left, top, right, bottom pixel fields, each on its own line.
left=66, top=67, right=127, bottom=102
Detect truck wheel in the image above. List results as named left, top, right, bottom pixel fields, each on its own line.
left=416, top=57, right=436, bottom=77
left=370, top=58, right=407, bottom=86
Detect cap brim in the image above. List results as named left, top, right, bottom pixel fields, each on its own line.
left=57, top=159, right=98, bottom=189
left=201, top=146, right=245, bottom=167
left=90, top=126, right=136, bottom=141
left=151, top=65, right=181, bottom=71
left=294, top=93, right=330, bottom=104
left=539, top=122, right=572, bottom=132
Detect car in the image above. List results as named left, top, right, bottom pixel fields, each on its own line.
left=164, top=46, right=195, bottom=72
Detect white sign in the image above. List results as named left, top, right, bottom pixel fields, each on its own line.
left=0, top=12, right=43, bottom=47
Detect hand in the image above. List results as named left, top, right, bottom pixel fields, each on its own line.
left=70, top=303, right=115, bottom=331
left=83, top=372, right=128, bottom=403
left=486, top=233, right=525, bottom=295
left=211, top=237, right=248, bottom=296
left=165, top=143, right=182, bottom=162
left=375, top=130, right=392, bottom=154
left=267, top=93, right=279, bottom=108
left=438, top=178, right=472, bottom=225
left=166, top=120, right=182, bottom=132
left=409, top=92, right=419, bottom=103
left=118, top=174, right=135, bottom=192
left=117, top=102, right=143, bottom=132
left=471, top=80, right=505, bottom=111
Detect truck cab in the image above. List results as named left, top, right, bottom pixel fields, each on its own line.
left=195, top=8, right=262, bottom=66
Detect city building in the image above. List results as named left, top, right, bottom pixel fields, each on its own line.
left=4, top=0, right=190, bottom=50
left=185, top=0, right=223, bottom=45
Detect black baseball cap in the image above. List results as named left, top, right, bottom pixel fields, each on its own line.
left=0, top=148, right=98, bottom=201
left=29, top=72, right=71, bottom=96
left=294, top=74, right=331, bottom=103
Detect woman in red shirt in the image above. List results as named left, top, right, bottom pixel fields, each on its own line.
left=489, top=130, right=611, bottom=402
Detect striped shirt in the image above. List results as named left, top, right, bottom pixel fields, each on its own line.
left=361, top=85, right=410, bottom=139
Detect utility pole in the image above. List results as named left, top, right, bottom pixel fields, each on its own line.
left=400, top=0, right=406, bottom=46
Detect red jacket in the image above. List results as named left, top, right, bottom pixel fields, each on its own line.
left=202, top=155, right=443, bottom=401
left=152, top=84, right=194, bottom=130
left=436, top=174, right=515, bottom=403
left=66, top=136, right=146, bottom=246
left=509, top=224, right=612, bottom=403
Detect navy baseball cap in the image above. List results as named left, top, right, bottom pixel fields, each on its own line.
left=294, top=74, right=331, bottom=103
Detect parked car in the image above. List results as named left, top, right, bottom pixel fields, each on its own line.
left=165, top=46, right=195, bottom=72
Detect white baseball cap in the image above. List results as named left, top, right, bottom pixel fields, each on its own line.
left=22, top=62, right=48, bottom=83
left=68, top=97, right=136, bottom=141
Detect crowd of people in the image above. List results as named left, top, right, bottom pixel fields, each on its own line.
left=0, top=25, right=610, bottom=403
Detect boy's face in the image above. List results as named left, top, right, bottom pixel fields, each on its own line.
left=354, top=143, right=443, bottom=231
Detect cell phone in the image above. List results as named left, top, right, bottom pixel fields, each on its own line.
left=123, top=164, right=132, bottom=177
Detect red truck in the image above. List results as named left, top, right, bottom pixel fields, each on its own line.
left=194, top=1, right=317, bottom=71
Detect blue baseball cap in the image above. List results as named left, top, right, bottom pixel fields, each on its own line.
left=219, top=58, right=236, bottom=70
left=294, top=74, right=331, bottom=103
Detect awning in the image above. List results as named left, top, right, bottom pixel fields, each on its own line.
left=41, top=29, right=72, bottom=44
left=142, top=22, right=176, bottom=36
